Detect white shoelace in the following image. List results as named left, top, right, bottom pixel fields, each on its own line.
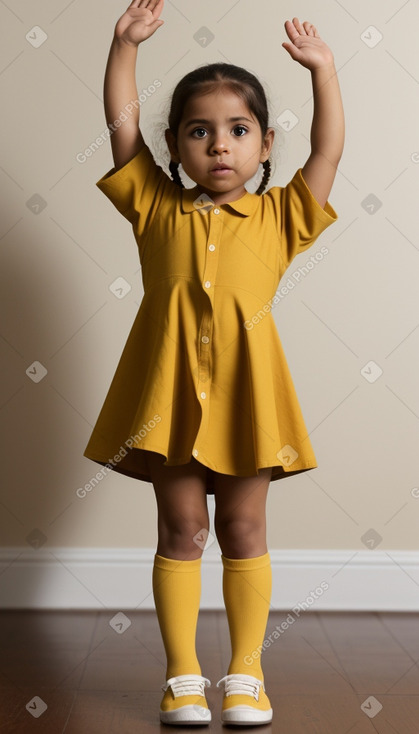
left=216, top=674, right=265, bottom=701
left=162, top=674, right=211, bottom=698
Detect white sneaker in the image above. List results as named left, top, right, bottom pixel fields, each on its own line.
left=159, top=674, right=211, bottom=725
left=216, top=673, right=273, bottom=725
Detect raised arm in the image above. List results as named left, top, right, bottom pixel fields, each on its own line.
left=103, top=0, right=165, bottom=171
left=282, top=18, right=345, bottom=209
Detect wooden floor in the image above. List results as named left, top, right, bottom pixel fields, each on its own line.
left=0, top=610, right=418, bottom=733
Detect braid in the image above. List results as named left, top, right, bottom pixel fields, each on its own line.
left=255, top=159, right=271, bottom=196
left=169, top=158, right=271, bottom=194
left=169, top=160, right=184, bottom=189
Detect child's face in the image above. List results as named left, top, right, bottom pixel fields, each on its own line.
left=165, top=87, right=274, bottom=204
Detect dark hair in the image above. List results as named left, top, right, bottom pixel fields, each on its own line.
left=167, top=62, right=272, bottom=196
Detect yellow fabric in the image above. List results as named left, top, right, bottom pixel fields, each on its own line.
left=83, top=143, right=338, bottom=491
left=222, top=552, right=272, bottom=682
left=152, top=554, right=202, bottom=680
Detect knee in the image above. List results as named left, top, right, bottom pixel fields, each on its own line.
left=214, top=514, right=265, bottom=556
left=158, top=510, right=210, bottom=557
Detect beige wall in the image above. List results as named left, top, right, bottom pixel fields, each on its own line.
left=1, top=0, right=418, bottom=552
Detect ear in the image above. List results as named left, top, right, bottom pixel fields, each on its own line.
left=260, top=127, right=275, bottom=163
left=165, top=128, right=180, bottom=163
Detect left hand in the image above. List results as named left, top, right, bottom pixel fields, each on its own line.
left=282, top=18, right=334, bottom=70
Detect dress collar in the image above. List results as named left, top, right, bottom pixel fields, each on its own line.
left=180, top=185, right=261, bottom=216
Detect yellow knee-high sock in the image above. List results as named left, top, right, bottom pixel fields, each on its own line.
left=152, top=553, right=202, bottom=680
left=221, top=552, right=272, bottom=682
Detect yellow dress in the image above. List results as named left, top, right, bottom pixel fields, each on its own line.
left=83, top=143, right=337, bottom=493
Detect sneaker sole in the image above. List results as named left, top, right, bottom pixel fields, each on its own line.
left=160, top=704, right=211, bottom=725
left=221, top=704, right=273, bottom=725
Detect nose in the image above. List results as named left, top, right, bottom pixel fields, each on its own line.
left=211, top=133, right=229, bottom=154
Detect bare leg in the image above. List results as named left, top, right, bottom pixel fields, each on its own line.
left=145, top=450, right=209, bottom=560
left=212, top=467, right=272, bottom=558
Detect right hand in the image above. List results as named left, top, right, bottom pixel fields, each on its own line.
left=114, top=0, right=164, bottom=47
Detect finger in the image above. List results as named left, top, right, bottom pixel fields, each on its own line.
left=146, top=0, right=163, bottom=12
left=137, top=0, right=157, bottom=8
left=149, top=18, right=164, bottom=31
left=292, top=17, right=307, bottom=35
left=151, top=0, right=164, bottom=16
left=128, top=0, right=143, bottom=7
left=303, top=22, right=314, bottom=36
left=282, top=41, right=303, bottom=61
left=284, top=19, right=299, bottom=42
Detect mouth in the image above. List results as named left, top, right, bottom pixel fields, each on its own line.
left=211, top=162, right=232, bottom=171
left=210, top=165, right=232, bottom=175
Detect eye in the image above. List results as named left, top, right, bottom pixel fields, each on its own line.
left=191, top=127, right=207, bottom=138
left=233, top=125, right=247, bottom=136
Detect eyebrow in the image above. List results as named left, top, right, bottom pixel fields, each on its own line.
left=184, top=117, right=254, bottom=128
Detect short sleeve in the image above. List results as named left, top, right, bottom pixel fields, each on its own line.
left=95, top=143, right=175, bottom=237
left=266, top=168, right=338, bottom=269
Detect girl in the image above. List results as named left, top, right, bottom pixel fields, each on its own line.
left=84, top=0, right=344, bottom=726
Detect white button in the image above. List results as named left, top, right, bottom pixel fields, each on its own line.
left=200, top=391, right=206, bottom=399
left=213, top=208, right=220, bottom=214
left=193, top=449, right=198, bottom=457
left=204, top=280, right=211, bottom=288
left=209, top=244, right=215, bottom=251
left=201, top=335, right=209, bottom=343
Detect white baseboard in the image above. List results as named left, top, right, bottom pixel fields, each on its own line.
left=0, top=547, right=418, bottom=611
